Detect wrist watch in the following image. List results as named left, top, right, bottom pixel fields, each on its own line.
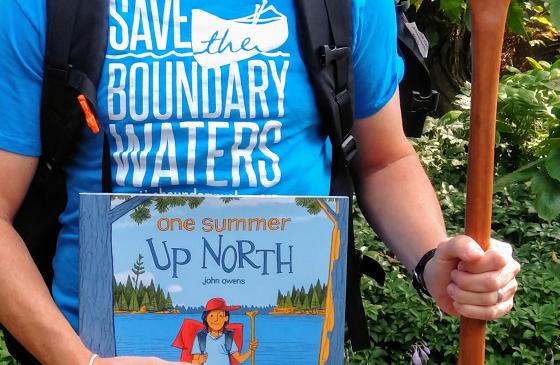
left=412, top=248, right=437, bottom=299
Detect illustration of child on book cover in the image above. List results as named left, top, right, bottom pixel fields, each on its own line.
left=172, top=297, right=258, bottom=365
left=79, top=195, right=348, bottom=365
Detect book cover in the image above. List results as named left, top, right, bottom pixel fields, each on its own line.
left=79, top=194, right=348, bottom=365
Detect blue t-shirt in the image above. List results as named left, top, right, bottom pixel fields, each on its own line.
left=192, top=332, right=239, bottom=365
left=0, top=0, right=403, bottom=330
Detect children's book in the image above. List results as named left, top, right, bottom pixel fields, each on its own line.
left=79, top=194, right=348, bottom=365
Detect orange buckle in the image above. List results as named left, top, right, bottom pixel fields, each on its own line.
left=77, top=94, right=100, bottom=134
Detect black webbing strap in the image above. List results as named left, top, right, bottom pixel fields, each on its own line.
left=322, top=0, right=356, bottom=164
left=395, top=4, right=439, bottom=137
left=102, top=134, right=113, bottom=193
left=45, top=0, right=80, bottom=69
left=295, top=0, right=385, bottom=351
left=40, top=0, right=108, bottom=178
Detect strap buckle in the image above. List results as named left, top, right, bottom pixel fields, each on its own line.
left=341, top=133, right=357, bottom=164
left=320, top=45, right=350, bottom=67
left=395, top=0, right=410, bottom=13
left=410, top=90, right=439, bottom=115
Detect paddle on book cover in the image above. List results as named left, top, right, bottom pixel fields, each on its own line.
left=79, top=194, right=348, bottom=365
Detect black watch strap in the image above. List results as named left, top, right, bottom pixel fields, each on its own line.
left=412, top=248, right=437, bottom=299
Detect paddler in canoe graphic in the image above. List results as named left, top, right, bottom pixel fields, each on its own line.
left=192, top=0, right=289, bottom=68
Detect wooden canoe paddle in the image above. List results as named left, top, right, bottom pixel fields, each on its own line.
left=459, top=0, right=511, bottom=364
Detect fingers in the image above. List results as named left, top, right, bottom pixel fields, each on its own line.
left=447, top=278, right=518, bottom=306
left=457, top=239, right=513, bottom=274
left=435, top=235, right=485, bottom=263
left=429, top=236, right=520, bottom=321
left=453, top=298, right=514, bottom=321
left=98, top=357, right=193, bottom=365
left=450, top=260, right=520, bottom=292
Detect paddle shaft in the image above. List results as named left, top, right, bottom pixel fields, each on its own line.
left=251, top=316, right=255, bottom=365
left=459, top=0, right=511, bottom=364
left=246, top=310, right=258, bottom=365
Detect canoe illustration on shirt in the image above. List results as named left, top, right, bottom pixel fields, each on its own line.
left=191, top=1, right=289, bottom=68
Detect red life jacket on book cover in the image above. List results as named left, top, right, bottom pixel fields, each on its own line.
left=172, top=319, right=244, bottom=364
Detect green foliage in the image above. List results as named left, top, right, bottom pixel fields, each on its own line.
left=276, top=281, right=326, bottom=310
left=131, top=197, right=206, bottom=224
left=410, top=0, right=558, bottom=46
left=295, top=197, right=322, bottom=215
left=132, top=254, right=145, bottom=288
left=0, top=331, right=19, bottom=365
left=439, top=0, right=466, bottom=23
left=508, top=0, right=529, bottom=37
left=441, top=62, right=560, bottom=220
left=550, top=0, right=560, bottom=28
left=113, top=274, right=174, bottom=312
left=347, top=107, right=560, bottom=364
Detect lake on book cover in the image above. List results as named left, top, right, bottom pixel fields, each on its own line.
left=115, top=313, right=323, bottom=363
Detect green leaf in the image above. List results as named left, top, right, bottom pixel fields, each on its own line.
left=440, top=110, right=463, bottom=124
left=494, top=159, right=542, bottom=191
left=550, top=0, right=560, bottom=29
left=507, top=0, right=528, bottom=37
left=531, top=170, right=560, bottom=220
left=412, top=0, right=424, bottom=11
left=496, top=121, right=514, bottom=134
left=439, top=0, right=465, bottom=23
left=545, top=148, right=560, bottom=181
left=526, top=57, right=544, bottom=71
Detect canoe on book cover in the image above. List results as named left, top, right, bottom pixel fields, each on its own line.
left=191, top=4, right=289, bottom=68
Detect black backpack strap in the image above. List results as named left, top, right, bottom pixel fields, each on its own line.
left=41, top=0, right=108, bottom=176
left=396, top=2, right=439, bottom=137
left=5, top=0, right=108, bottom=363
left=295, top=0, right=356, bottom=165
left=295, top=0, right=384, bottom=352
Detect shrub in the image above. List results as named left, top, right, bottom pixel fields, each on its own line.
left=347, top=111, right=560, bottom=364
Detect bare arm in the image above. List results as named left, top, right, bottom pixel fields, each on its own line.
left=0, top=150, right=189, bottom=365
left=352, top=91, right=446, bottom=271
left=352, top=91, right=519, bottom=320
left=232, top=339, right=258, bottom=363
left=0, top=150, right=93, bottom=364
left=232, top=351, right=251, bottom=363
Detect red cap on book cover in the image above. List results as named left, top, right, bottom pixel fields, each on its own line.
left=205, top=298, right=241, bottom=312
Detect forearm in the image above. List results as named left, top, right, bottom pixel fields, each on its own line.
left=0, top=218, right=91, bottom=365
left=233, top=351, right=252, bottom=363
left=355, top=150, right=447, bottom=271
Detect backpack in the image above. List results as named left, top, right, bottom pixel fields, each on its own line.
left=171, top=319, right=243, bottom=364
left=3, top=0, right=437, bottom=362
left=197, top=329, right=235, bottom=362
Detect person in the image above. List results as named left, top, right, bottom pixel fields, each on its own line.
left=0, top=0, right=520, bottom=364
left=189, top=298, right=258, bottom=365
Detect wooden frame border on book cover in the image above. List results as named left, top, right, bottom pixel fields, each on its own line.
left=79, top=194, right=349, bottom=365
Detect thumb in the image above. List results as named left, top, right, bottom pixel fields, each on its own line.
left=436, top=235, right=485, bottom=263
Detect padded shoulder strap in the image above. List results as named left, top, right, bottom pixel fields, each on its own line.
left=295, top=0, right=356, bottom=166
left=40, top=0, right=108, bottom=177
left=45, top=0, right=108, bottom=105
left=295, top=0, right=382, bottom=352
